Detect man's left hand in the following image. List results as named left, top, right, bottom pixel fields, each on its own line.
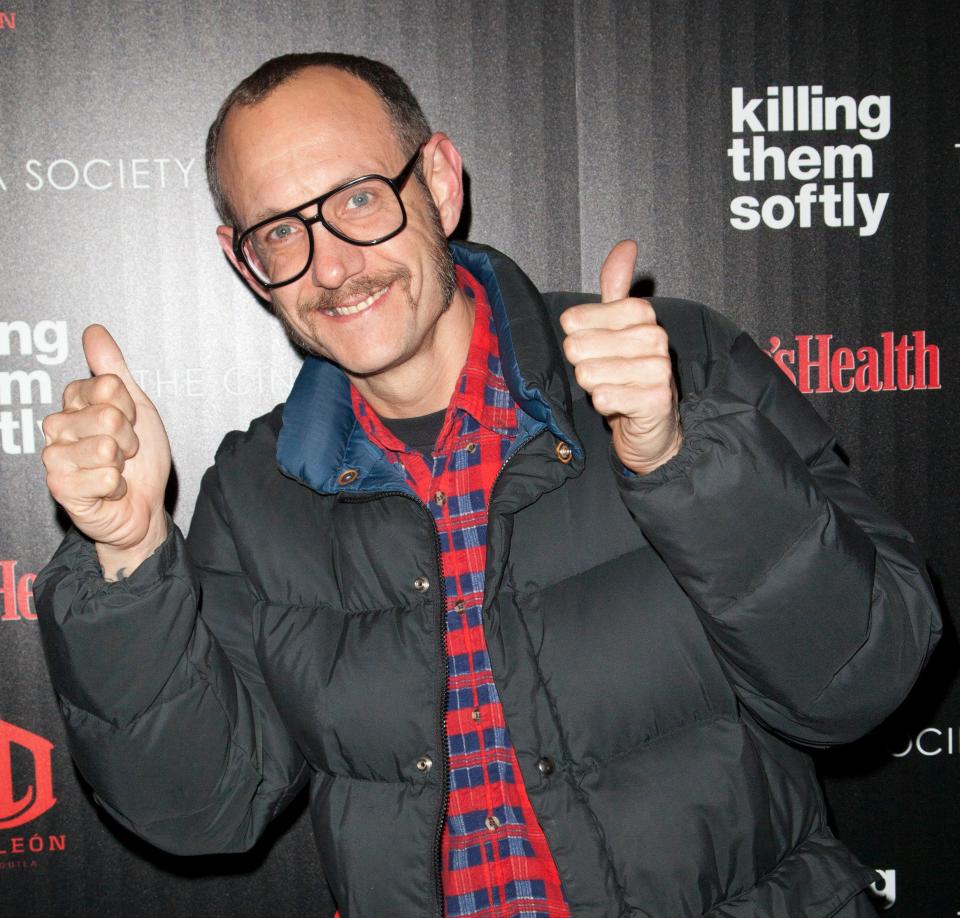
left=560, top=240, right=683, bottom=476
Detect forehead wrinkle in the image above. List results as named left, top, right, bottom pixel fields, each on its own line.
left=245, top=152, right=405, bottom=227
left=243, top=144, right=356, bottom=225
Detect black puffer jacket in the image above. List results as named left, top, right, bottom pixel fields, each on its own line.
left=37, top=242, right=940, bottom=917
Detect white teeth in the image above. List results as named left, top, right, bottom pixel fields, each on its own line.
left=323, top=285, right=389, bottom=317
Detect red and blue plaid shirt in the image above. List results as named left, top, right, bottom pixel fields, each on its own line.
left=351, top=266, right=570, bottom=918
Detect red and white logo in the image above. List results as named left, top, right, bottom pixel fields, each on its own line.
left=0, top=720, right=56, bottom=829
left=764, top=331, right=940, bottom=394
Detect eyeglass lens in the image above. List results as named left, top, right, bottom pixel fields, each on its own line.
left=241, top=178, right=404, bottom=286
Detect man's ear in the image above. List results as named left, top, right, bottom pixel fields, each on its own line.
left=420, top=132, right=464, bottom=237
left=216, top=225, right=272, bottom=301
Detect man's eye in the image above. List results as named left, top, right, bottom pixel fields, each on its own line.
left=346, top=191, right=372, bottom=209
left=267, top=222, right=299, bottom=242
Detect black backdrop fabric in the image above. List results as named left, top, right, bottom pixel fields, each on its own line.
left=1, top=1, right=957, bottom=914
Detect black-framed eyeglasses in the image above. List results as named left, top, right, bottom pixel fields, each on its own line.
left=233, top=147, right=423, bottom=289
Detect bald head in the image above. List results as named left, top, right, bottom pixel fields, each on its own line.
left=205, top=53, right=432, bottom=228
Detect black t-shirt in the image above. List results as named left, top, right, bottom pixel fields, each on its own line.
left=380, top=409, right=446, bottom=461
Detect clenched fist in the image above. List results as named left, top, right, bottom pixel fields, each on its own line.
left=42, top=325, right=171, bottom=579
left=560, top=240, right=682, bottom=476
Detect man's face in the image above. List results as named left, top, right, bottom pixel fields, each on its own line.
left=216, top=67, right=458, bottom=379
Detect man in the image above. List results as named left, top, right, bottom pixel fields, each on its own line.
left=36, top=53, right=939, bottom=917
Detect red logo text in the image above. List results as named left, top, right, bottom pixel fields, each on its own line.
left=764, top=331, right=940, bottom=394
left=0, top=11, right=14, bottom=30
left=0, top=559, right=36, bottom=621
left=0, top=721, right=56, bottom=829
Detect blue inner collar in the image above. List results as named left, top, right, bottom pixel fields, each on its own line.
left=276, top=242, right=572, bottom=495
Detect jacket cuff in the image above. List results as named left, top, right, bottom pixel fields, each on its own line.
left=609, top=393, right=716, bottom=490
left=34, top=518, right=200, bottom=724
left=43, top=514, right=181, bottom=595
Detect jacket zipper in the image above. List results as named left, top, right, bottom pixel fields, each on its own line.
left=424, top=503, right=449, bottom=918
left=434, top=427, right=548, bottom=913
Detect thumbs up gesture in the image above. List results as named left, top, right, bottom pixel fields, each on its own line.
left=42, top=326, right=171, bottom=579
left=559, top=241, right=682, bottom=475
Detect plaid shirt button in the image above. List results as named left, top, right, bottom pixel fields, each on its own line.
left=485, top=814, right=502, bottom=831
left=434, top=489, right=447, bottom=506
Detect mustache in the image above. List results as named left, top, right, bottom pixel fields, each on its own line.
left=297, top=269, right=411, bottom=316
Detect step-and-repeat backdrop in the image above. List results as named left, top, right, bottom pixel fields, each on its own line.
left=1, top=2, right=957, bottom=915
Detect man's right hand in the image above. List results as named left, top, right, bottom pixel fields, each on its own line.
left=42, top=325, right=171, bottom=580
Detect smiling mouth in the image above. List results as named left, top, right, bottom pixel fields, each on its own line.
left=321, top=284, right=390, bottom=318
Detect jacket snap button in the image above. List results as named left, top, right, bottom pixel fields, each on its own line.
left=416, top=755, right=433, bottom=773
left=414, top=576, right=430, bottom=592
left=554, top=441, right=573, bottom=464
left=484, top=814, right=501, bottom=831
left=337, top=468, right=359, bottom=485
left=537, top=756, right=555, bottom=776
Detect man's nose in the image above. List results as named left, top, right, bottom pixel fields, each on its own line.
left=308, top=225, right=366, bottom=289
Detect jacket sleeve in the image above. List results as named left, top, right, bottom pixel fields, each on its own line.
left=614, top=307, right=942, bottom=746
left=34, top=463, right=309, bottom=855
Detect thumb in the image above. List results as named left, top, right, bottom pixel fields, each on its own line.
left=600, top=239, right=639, bottom=303
left=82, top=324, right=141, bottom=393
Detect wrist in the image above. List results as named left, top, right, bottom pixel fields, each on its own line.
left=626, top=424, right=684, bottom=476
left=95, top=512, right=169, bottom=581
